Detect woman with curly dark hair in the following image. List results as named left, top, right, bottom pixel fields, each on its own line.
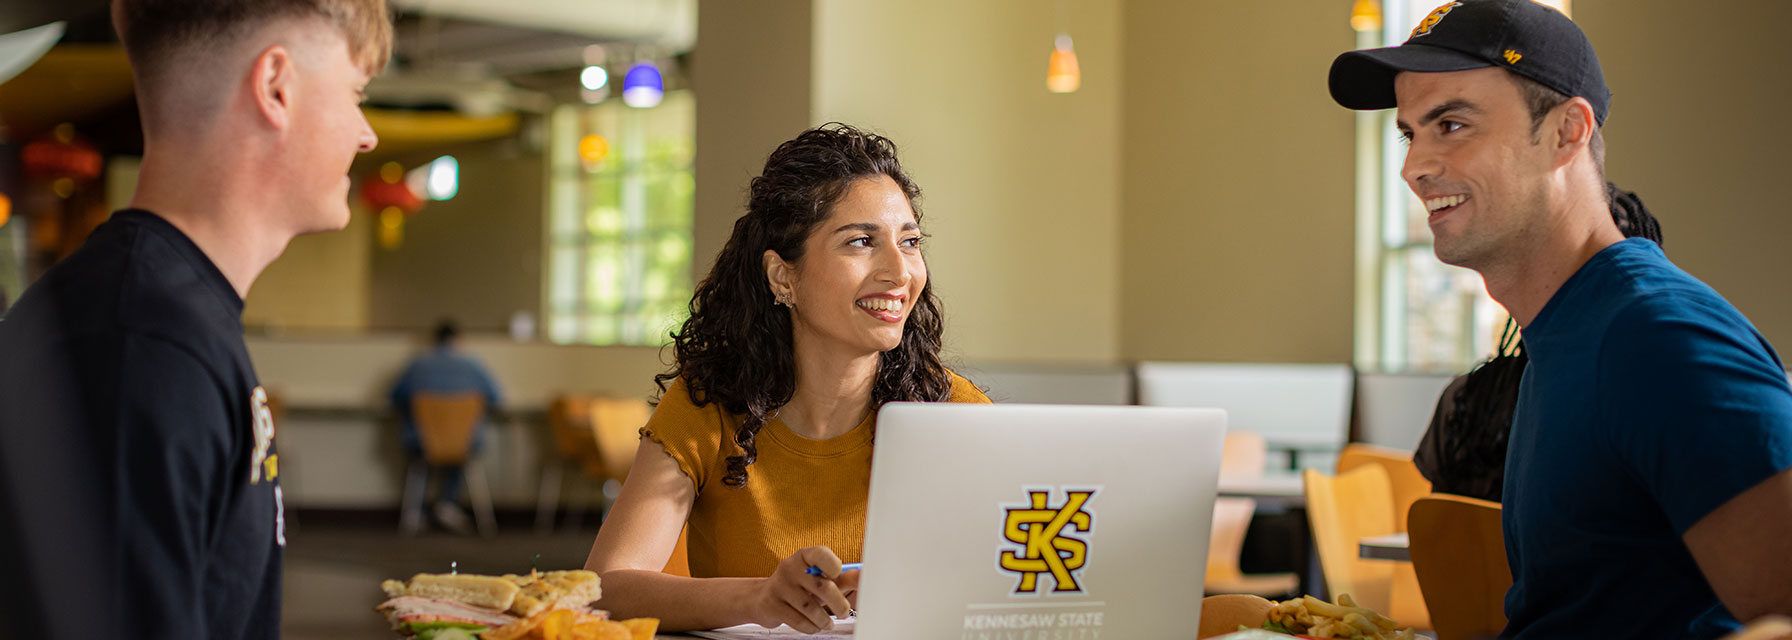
left=583, top=123, right=988, bottom=632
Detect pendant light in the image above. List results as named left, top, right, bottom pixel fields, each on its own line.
left=1350, top=0, right=1383, bottom=32
left=622, top=61, right=664, bottom=108
left=1046, top=0, right=1080, bottom=94
left=1047, top=34, right=1080, bottom=93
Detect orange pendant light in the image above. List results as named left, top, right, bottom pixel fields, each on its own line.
left=1350, top=0, right=1383, bottom=32
left=1047, top=34, right=1080, bottom=94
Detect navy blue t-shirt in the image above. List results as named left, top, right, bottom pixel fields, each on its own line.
left=0, top=210, right=285, bottom=639
left=1503, top=238, right=1792, bottom=639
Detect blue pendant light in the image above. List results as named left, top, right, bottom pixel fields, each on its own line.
left=622, top=62, right=664, bottom=108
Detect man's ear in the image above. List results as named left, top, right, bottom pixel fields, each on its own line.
left=1550, top=97, right=1597, bottom=171
left=250, top=44, right=295, bottom=131
left=764, top=249, right=795, bottom=301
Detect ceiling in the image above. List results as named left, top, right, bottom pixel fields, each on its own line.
left=389, top=0, right=693, bottom=52
left=0, top=0, right=694, bottom=155
left=0, top=0, right=107, bottom=35
left=0, top=45, right=134, bottom=140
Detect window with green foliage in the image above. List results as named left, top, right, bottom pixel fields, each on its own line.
left=544, top=90, right=695, bottom=346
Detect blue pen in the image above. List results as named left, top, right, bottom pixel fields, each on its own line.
left=805, top=562, right=863, bottom=576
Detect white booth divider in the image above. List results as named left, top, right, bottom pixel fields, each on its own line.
left=1135, top=361, right=1354, bottom=471
left=1355, top=372, right=1454, bottom=451
left=958, top=363, right=1133, bottom=406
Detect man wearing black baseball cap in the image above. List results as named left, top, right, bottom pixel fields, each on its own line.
left=1329, top=1, right=1792, bottom=638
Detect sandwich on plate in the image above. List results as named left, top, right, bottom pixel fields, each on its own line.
left=375, top=570, right=656, bottom=640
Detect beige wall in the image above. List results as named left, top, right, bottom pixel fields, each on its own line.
left=1118, top=1, right=1358, bottom=364
left=368, top=138, right=544, bottom=332
left=245, top=137, right=546, bottom=335
left=691, top=0, right=816, bottom=272
left=244, top=205, right=373, bottom=332
left=1578, top=0, right=1792, bottom=350
left=811, top=0, right=1123, bottom=364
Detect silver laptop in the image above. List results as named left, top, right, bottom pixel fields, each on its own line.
left=854, top=403, right=1227, bottom=639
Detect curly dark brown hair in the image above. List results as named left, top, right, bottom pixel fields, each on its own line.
left=656, top=123, right=954, bottom=488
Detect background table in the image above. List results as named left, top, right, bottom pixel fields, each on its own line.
left=1358, top=532, right=1410, bottom=561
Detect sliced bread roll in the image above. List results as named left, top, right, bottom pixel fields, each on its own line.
left=401, top=573, right=522, bottom=611
left=504, top=570, right=603, bottom=617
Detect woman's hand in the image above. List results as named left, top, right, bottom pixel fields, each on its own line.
left=835, top=567, right=860, bottom=612
left=751, top=546, right=854, bottom=633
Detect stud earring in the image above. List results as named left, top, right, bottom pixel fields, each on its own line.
left=776, top=292, right=793, bottom=307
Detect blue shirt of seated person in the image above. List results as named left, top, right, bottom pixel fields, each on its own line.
left=389, top=322, right=502, bottom=510
left=1504, top=238, right=1792, bottom=639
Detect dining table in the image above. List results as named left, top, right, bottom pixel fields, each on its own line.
left=1358, top=532, right=1411, bottom=562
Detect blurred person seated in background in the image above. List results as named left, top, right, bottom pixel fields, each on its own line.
left=582, top=123, right=989, bottom=633
left=391, top=318, right=504, bottom=535
left=1414, top=183, right=1663, bottom=501
left=0, top=0, right=390, bottom=636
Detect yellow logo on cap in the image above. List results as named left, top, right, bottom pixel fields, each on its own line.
left=998, top=487, right=1097, bottom=594
left=1411, top=2, right=1464, bottom=39
left=1503, top=49, right=1523, bottom=64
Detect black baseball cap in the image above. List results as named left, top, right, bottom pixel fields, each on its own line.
left=1329, top=0, right=1611, bottom=125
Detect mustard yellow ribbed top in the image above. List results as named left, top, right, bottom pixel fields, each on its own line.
left=640, top=372, right=989, bottom=578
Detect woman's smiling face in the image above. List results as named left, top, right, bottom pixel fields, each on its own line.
left=768, top=174, right=928, bottom=356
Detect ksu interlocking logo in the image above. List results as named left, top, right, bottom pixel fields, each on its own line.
left=997, top=487, right=1098, bottom=595
left=1409, top=2, right=1463, bottom=39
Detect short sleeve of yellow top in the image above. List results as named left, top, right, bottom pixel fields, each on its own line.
left=640, top=371, right=989, bottom=578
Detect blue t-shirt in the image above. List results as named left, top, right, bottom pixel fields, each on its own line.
left=390, top=347, right=503, bottom=433
left=1503, top=238, right=1792, bottom=639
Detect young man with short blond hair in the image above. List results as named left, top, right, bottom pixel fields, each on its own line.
left=0, top=1, right=390, bottom=637
left=1329, top=1, right=1792, bottom=637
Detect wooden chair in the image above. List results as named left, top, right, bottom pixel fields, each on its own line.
left=1304, top=465, right=1429, bottom=630
left=1206, top=430, right=1297, bottom=596
left=1206, top=496, right=1298, bottom=597
left=1407, top=495, right=1508, bottom=640
left=1336, top=444, right=1434, bottom=630
left=403, top=392, right=497, bottom=537
left=537, top=394, right=598, bottom=533
left=589, top=397, right=654, bottom=487
left=1336, top=443, right=1432, bottom=532
left=1221, top=430, right=1269, bottom=477
left=581, top=397, right=653, bottom=530
left=537, top=395, right=653, bottom=533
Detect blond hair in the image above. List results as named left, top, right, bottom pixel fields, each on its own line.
left=113, top=0, right=393, bottom=82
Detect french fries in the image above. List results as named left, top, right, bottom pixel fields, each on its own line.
left=1263, top=594, right=1414, bottom=640
left=482, top=608, right=659, bottom=640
